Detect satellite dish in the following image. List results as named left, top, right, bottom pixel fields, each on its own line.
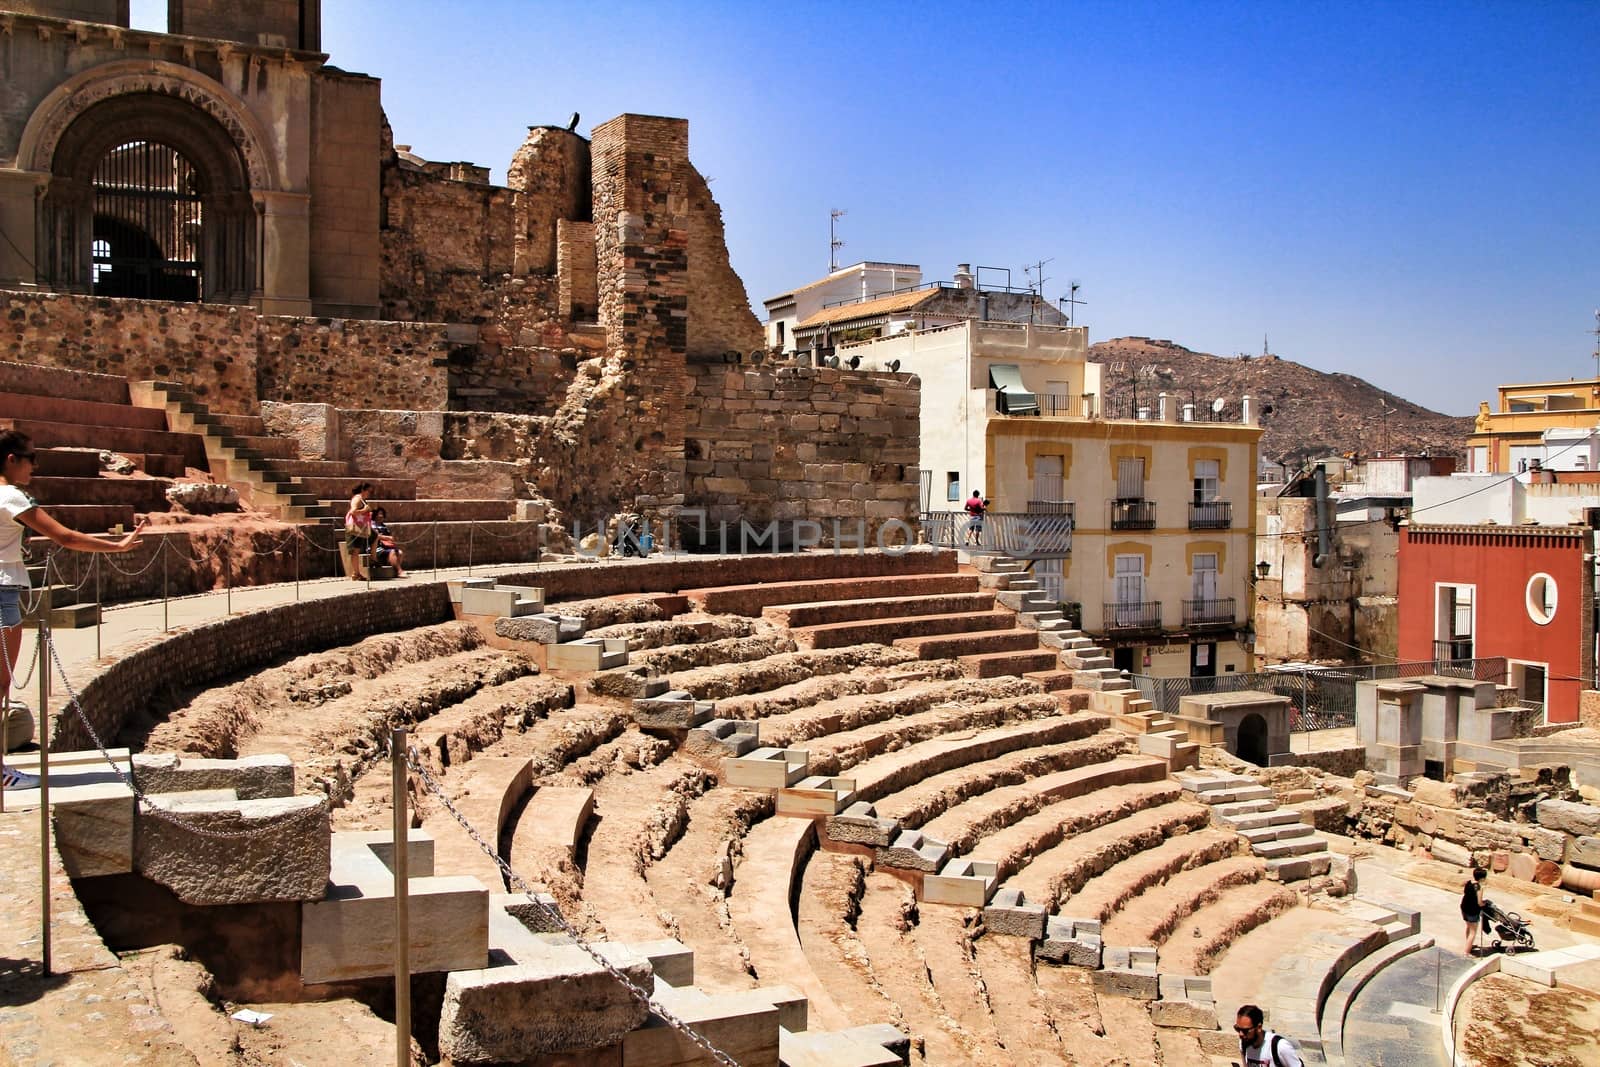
left=1212, top=397, right=1227, bottom=415
left=749, top=349, right=765, bottom=365
left=888, top=359, right=901, bottom=373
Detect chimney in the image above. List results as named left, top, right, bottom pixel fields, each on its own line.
left=954, top=264, right=974, bottom=290
left=1242, top=395, right=1257, bottom=425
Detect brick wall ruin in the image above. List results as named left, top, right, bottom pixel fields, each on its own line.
left=684, top=364, right=921, bottom=539
left=0, top=292, right=447, bottom=413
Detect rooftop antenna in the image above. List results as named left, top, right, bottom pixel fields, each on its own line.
left=829, top=209, right=846, bottom=272
left=1023, top=258, right=1053, bottom=325
left=1263, top=333, right=1269, bottom=357
left=1592, top=309, right=1600, bottom=380
left=1058, top=281, right=1086, bottom=326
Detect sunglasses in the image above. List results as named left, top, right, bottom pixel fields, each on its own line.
left=1234, top=1025, right=1258, bottom=1035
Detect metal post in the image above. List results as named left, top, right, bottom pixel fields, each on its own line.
left=37, top=614, right=52, bottom=976
left=1433, top=947, right=1442, bottom=1013
left=225, top=551, right=232, bottom=616
left=93, top=554, right=101, bottom=660
left=162, top=536, right=169, bottom=632
left=468, top=524, right=474, bottom=577
left=295, top=529, right=301, bottom=602
left=391, top=728, right=410, bottom=1066
left=432, top=522, right=438, bottom=582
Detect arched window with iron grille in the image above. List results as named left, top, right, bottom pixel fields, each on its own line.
left=92, top=141, right=204, bottom=301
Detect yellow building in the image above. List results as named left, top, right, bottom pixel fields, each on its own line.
left=842, top=319, right=1264, bottom=678
left=1467, top=378, right=1600, bottom=473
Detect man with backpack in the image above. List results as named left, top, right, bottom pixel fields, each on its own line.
left=1235, top=1004, right=1304, bottom=1067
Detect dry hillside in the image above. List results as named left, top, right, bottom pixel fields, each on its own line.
left=1088, top=336, right=1471, bottom=465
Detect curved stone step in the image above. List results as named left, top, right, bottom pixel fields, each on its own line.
left=765, top=591, right=997, bottom=629
left=1156, top=880, right=1304, bottom=976
left=829, top=712, right=1108, bottom=798
left=685, top=572, right=971, bottom=616
left=955, top=778, right=1182, bottom=883
left=871, top=732, right=1132, bottom=829
left=794, top=609, right=1015, bottom=650
left=999, top=800, right=1213, bottom=911
left=1094, top=852, right=1266, bottom=946
left=896, top=627, right=1040, bottom=660
left=753, top=674, right=1033, bottom=746
left=805, top=693, right=1069, bottom=776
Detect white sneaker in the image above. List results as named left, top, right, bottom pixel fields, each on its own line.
left=2, top=766, right=39, bottom=790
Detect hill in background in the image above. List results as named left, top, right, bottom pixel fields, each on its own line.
left=1086, top=336, right=1472, bottom=466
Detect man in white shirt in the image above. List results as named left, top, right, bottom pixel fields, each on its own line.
left=1235, top=1004, right=1304, bottom=1067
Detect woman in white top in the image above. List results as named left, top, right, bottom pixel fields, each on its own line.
left=2, top=431, right=144, bottom=788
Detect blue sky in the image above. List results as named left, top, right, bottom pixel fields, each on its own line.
left=134, top=1, right=1600, bottom=415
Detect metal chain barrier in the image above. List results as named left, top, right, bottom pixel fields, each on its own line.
left=405, top=753, right=741, bottom=1067
left=43, top=630, right=329, bottom=840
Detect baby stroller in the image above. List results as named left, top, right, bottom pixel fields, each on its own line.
left=1481, top=899, right=1536, bottom=951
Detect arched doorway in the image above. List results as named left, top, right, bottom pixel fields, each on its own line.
left=40, top=93, right=256, bottom=303
left=1236, top=712, right=1269, bottom=767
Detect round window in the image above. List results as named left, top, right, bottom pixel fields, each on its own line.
left=1525, top=573, right=1557, bottom=626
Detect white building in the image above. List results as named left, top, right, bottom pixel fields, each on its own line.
left=761, top=261, right=921, bottom=353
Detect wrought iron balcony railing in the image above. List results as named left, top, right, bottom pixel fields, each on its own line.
left=1183, top=597, right=1237, bottom=628
left=1104, top=601, right=1163, bottom=632
left=921, top=510, right=1074, bottom=558
left=1434, top=638, right=1474, bottom=662
left=1188, top=500, right=1232, bottom=529
left=1109, top=499, right=1157, bottom=530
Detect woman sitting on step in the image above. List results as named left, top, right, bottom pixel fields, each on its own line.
left=0, top=430, right=144, bottom=788
left=370, top=507, right=407, bottom=578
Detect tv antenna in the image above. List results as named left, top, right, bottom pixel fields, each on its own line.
left=829, top=209, right=847, bottom=272
left=1023, top=258, right=1054, bottom=325
left=1592, top=309, right=1600, bottom=380
left=1058, top=281, right=1087, bottom=326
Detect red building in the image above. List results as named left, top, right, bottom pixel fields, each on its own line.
left=1398, top=524, right=1594, bottom=724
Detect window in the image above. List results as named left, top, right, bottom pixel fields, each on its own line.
left=1045, top=379, right=1071, bottom=416
left=1470, top=446, right=1488, bottom=473
left=1036, top=558, right=1064, bottom=604
left=1192, top=553, right=1218, bottom=601
left=1526, top=573, right=1557, bottom=625
left=1033, top=454, right=1064, bottom=505
left=1116, top=457, right=1146, bottom=501
left=775, top=321, right=785, bottom=345
left=1115, top=555, right=1145, bottom=606
left=946, top=472, right=960, bottom=502
left=1193, top=459, right=1220, bottom=503
left=91, top=238, right=111, bottom=284
left=1509, top=445, right=1543, bottom=473
left=1435, top=583, right=1475, bottom=660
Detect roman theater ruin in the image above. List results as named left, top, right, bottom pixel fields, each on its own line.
left=3, top=4, right=1600, bottom=1066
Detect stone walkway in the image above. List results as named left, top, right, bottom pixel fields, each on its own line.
left=1341, top=944, right=1470, bottom=1067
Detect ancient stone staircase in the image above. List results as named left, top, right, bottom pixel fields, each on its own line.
left=1176, top=770, right=1334, bottom=880
left=130, top=380, right=337, bottom=523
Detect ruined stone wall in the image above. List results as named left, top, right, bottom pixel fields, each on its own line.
left=1, top=291, right=449, bottom=412
left=683, top=364, right=921, bottom=539
left=508, top=127, right=590, bottom=276
left=590, top=114, right=690, bottom=511
left=685, top=168, right=763, bottom=360
left=557, top=220, right=597, bottom=322
left=379, top=152, right=518, bottom=323
left=252, top=316, right=449, bottom=410
left=0, top=292, right=259, bottom=412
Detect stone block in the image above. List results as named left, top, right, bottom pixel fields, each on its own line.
left=1411, top=778, right=1459, bottom=809
left=1570, top=835, right=1600, bottom=870
left=496, top=612, right=584, bottom=644
left=825, top=802, right=897, bottom=848
left=136, top=795, right=330, bottom=905
left=303, top=874, right=490, bottom=984
left=983, top=888, right=1047, bottom=940
left=1151, top=998, right=1219, bottom=1029
left=132, top=752, right=295, bottom=800
left=723, top=748, right=808, bottom=789
left=1038, top=916, right=1102, bottom=967
left=1093, top=966, right=1159, bottom=1000
left=1431, top=838, right=1473, bottom=868
left=632, top=695, right=714, bottom=732
left=1524, top=825, right=1567, bottom=862
left=1538, top=799, right=1600, bottom=838
left=439, top=940, right=652, bottom=1063
left=876, top=830, right=948, bottom=872
left=924, top=858, right=998, bottom=907
left=52, top=779, right=136, bottom=878
left=777, top=777, right=856, bottom=817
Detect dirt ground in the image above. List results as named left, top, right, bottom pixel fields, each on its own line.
left=1458, top=972, right=1600, bottom=1067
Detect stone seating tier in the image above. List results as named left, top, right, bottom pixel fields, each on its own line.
left=763, top=590, right=998, bottom=629
left=794, top=609, right=1018, bottom=650
left=683, top=572, right=972, bottom=616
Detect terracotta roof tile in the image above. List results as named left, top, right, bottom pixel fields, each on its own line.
left=795, top=288, right=942, bottom=330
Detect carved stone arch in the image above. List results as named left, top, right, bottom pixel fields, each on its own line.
left=17, top=60, right=279, bottom=192
left=26, top=64, right=272, bottom=302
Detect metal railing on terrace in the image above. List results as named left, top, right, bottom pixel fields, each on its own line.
left=1109, top=499, right=1156, bottom=530
left=1188, top=500, right=1232, bottom=529
left=1434, top=638, right=1474, bottom=662
left=1131, top=656, right=1510, bottom=731
left=1182, top=597, right=1237, bottom=628
left=1103, top=601, right=1163, bottom=632
left=921, top=510, right=1073, bottom=557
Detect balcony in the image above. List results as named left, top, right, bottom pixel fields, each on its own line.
left=1109, top=499, right=1156, bottom=530
left=921, top=510, right=1073, bottom=558
left=1183, top=597, right=1237, bottom=629
left=1434, top=638, right=1474, bottom=662
left=1104, top=601, right=1163, bottom=633
left=1188, top=500, right=1232, bottom=529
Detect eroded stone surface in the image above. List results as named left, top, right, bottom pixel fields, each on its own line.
left=136, top=795, right=331, bottom=905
